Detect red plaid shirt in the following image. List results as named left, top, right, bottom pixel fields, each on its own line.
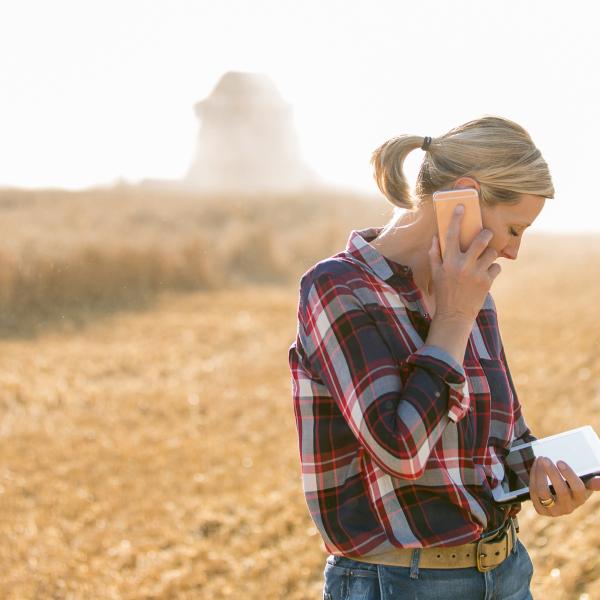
left=288, top=227, right=536, bottom=557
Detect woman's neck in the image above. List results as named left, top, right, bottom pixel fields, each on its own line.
left=370, top=199, right=437, bottom=296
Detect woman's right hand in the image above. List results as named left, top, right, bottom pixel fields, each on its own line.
left=429, top=204, right=501, bottom=323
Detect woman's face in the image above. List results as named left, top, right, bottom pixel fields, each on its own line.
left=481, top=194, right=546, bottom=260
left=451, top=177, right=546, bottom=260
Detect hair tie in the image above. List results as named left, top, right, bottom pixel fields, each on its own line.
left=421, top=136, right=432, bottom=151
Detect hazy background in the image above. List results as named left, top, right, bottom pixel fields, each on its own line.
left=1, top=0, right=599, bottom=231
left=1, top=2, right=600, bottom=599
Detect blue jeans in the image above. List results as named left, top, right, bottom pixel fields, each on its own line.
left=323, top=537, right=534, bottom=600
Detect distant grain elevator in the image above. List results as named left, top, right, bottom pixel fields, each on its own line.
left=183, top=71, right=319, bottom=193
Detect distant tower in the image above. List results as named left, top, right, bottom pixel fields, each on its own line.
left=184, top=71, right=320, bottom=193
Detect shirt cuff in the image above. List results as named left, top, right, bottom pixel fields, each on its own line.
left=404, top=344, right=470, bottom=422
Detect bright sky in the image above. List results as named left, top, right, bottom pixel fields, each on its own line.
left=1, top=0, right=599, bottom=232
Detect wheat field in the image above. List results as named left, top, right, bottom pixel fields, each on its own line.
left=1, top=187, right=600, bottom=598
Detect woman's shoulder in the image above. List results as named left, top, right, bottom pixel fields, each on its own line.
left=299, top=255, right=373, bottom=304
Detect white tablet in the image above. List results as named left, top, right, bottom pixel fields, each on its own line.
left=492, top=425, right=600, bottom=504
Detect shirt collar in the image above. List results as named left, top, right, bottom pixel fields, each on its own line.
left=344, top=227, right=414, bottom=283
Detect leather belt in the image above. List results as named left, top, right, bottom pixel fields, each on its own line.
left=335, top=517, right=518, bottom=573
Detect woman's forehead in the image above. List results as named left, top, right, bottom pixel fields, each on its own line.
left=493, top=195, right=545, bottom=223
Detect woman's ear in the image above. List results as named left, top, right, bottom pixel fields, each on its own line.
left=452, top=177, right=480, bottom=192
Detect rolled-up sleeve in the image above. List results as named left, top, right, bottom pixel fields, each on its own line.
left=298, top=273, right=470, bottom=480
left=404, top=344, right=470, bottom=423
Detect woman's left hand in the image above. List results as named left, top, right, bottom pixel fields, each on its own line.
left=530, top=456, right=600, bottom=516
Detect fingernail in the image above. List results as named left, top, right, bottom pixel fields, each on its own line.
left=557, top=460, right=567, bottom=470
left=456, top=204, right=464, bottom=214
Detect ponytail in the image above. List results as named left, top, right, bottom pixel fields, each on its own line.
left=370, top=135, right=430, bottom=210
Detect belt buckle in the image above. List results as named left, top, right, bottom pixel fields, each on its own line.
left=476, top=537, right=495, bottom=573
left=476, top=521, right=509, bottom=573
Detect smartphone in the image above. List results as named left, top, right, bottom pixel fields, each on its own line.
left=432, top=188, right=483, bottom=258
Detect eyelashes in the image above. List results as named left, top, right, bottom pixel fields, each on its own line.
left=509, top=228, right=520, bottom=237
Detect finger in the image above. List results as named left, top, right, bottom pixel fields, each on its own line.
left=530, top=457, right=559, bottom=516
left=556, top=460, right=589, bottom=505
left=473, top=244, right=501, bottom=283
left=474, top=244, right=499, bottom=272
left=584, top=476, right=600, bottom=492
left=529, top=457, right=547, bottom=515
left=464, top=228, right=494, bottom=265
left=543, top=458, right=573, bottom=513
left=429, top=234, right=442, bottom=271
left=487, top=261, right=502, bottom=283
left=445, top=204, right=464, bottom=258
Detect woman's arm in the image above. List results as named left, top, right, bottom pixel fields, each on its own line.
left=498, top=337, right=600, bottom=515
left=298, top=271, right=473, bottom=480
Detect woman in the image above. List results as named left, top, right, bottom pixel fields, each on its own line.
left=287, top=115, right=600, bottom=599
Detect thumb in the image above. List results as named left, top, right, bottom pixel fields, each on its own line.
left=585, top=476, right=600, bottom=492
left=429, top=234, right=442, bottom=271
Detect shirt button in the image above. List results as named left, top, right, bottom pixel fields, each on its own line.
left=435, top=392, right=440, bottom=398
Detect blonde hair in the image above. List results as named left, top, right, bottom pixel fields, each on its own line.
left=370, top=115, right=555, bottom=213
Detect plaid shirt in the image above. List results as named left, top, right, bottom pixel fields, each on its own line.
left=288, top=227, right=536, bottom=557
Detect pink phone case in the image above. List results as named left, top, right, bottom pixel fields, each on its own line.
left=432, top=188, right=483, bottom=258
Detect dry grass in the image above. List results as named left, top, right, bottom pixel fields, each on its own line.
left=1, top=187, right=600, bottom=598
left=0, top=184, right=386, bottom=335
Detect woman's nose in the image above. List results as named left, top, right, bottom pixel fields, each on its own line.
left=499, top=249, right=517, bottom=259
left=498, top=236, right=521, bottom=260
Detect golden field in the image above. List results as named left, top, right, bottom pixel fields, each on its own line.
left=0, top=185, right=376, bottom=335
left=1, top=186, right=600, bottom=599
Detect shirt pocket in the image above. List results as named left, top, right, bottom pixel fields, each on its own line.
left=367, top=304, right=426, bottom=364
